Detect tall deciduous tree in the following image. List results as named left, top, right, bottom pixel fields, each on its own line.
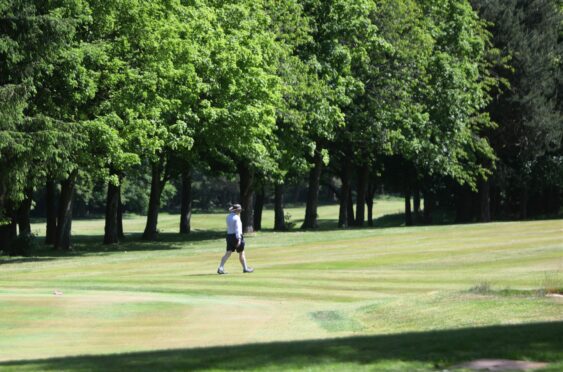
left=403, top=0, right=496, bottom=203
left=199, top=0, right=287, bottom=233
left=299, top=0, right=383, bottom=229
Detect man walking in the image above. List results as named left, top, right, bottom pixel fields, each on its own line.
left=217, top=204, right=254, bottom=274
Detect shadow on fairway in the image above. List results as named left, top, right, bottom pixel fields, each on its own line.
left=0, top=257, right=58, bottom=265
left=12, top=230, right=227, bottom=260
left=275, top=210, right=457, bottom=232
left=1, top=321, right=561, bottom=371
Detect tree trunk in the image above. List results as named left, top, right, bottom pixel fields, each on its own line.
left=17, top=187, right=33, bottom=236
left=413, top=186, right=421, bottom=225
left=302, top=151, right=323, bottom=229
left=405, top=188, right=413, bottom=226
left=367, top=180, right=375, bottom=227
left=519, top=185, right=528, bottom=220
left=490, top=181, right=500, bottom=220
left=338, top=157, right=352, bottom=228
left=347, top=188, right=355, bottom=227
left=117, top=192, right=124, bottom=239
left=238, top=163, right=254, bottom=233
left=179, top=168, right=193, bottom=234
left=253, top=185, right=264, bottom=231
left=547, top=187, right=560, bottom=215
left=103, top=179, right=121, bottom=245
left=355, top=164, right=369, bottom=227
left=479, top=178, right=491, bottom=222
left=0, top=216, right=17, bottom=253
left=45, top=180, right=57, bottom=245
left=455, top=186, right=475, bottom=223
left=143, top=162, right=164, bottom=241
left=423, top=189, right=434, bottom=224
left=404, top=171, right=413, bottom=226
left=55, top=170, right=78, bottom=250
left=274, top=183, right=286, bottom=231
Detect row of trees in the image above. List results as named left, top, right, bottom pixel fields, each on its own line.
left=1, top=0, right=561, bottom=252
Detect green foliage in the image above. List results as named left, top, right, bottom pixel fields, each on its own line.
left=1, top=0, right=559, bottom=226
left=474, top=0, right=562, bottom=162
left=198, top=0, right=286, bottom=174
left=471, top=0, right=563, bottom=213
left=0, top=0, right=86, bottom=219
left=407, top=0, right=497, bottom=188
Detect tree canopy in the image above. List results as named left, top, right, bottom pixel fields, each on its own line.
left=1, top=0, right=561, bottom=252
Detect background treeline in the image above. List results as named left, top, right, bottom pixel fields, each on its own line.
left=1, top=0, right=561, bottom=252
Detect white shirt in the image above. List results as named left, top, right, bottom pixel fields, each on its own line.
left=226, top=212, right=242, bottom=239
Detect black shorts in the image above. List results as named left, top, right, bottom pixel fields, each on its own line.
left=226, top=234, right=245, bottom=253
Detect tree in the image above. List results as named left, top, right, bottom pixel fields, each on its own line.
left=197, top=0, right=289, bottom=233
left=472, top=0, right=563, bottom=219
left=0, top=0, right=88, bottom=249
left=299, top=0, right=383, bottom=229
left=102, top=0, right=201, bottom=241
left=400, top=0, right=497, bottom=224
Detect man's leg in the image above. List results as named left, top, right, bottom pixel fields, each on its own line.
left=218, top=251, right=232, bottom=273
left=239, top=251, right=253, bottom=273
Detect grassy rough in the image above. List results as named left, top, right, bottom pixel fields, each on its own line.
left=0, top=200, right=561, bottom=371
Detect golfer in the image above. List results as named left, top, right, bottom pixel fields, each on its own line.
left=217, top=204, right=254, bottom=274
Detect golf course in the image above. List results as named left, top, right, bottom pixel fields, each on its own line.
left=1, top=200, right=562, bottom=371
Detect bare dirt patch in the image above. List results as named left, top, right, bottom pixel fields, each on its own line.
left=453, top=359, right=548, bottom=371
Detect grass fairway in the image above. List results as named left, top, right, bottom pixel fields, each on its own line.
left=0, top=200, right=562, bottom=371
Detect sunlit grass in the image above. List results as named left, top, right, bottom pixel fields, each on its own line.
left=1, top=198, right=562, bottom=370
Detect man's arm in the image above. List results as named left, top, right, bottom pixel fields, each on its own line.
left=235, top=215, right=242, bottom=246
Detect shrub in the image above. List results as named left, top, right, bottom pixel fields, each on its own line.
left=284, top=212, right=296, bottom=230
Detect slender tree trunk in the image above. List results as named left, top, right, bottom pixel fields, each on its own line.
left=302, top=151, right=323, bottom=229
left=519, top=185, right=528, bottom=220
left=552, top=187, right=561, bottom=215
left=338, top=157, right=352, bottom=228
left=405, top=188, right=413, bottom=226
left=355, top=164, right=369, bottom=227
left=45, top=180, right=57, bottom=245
left=347, top=188, right=355, bottom=227
left=253, top=185, right=264, bottom=231
left=479, top=178, right=491, bottom=222
left=274, top=183, right=286, bottom=231
left=117, top=191, right=124, bottom=239
left=0, top=216, right=17, bottom=252
left=404, top=170, right=413, bottom=226
left=0, top=183, right=5, bottom=225
left=423, top=189, right=434, bottom=224
left=413, top=186, right=421, bottom=225
left=367, top=180, right=375, bottom=227
left=55, top=170, right=78, bottom=250
left=490, top=182, right=501, bottom=220
left=103, top=179, right=121, bottom=245
left=455, top=186, right=474, bottom=223
left=455, top=187, right=464, bottom=223
left=238, top=163, right=254, bottom=233
left=17, top=187, right=33, bottom=236
left=179, top=168, right=193, bottom=234
left=547, top=187, right=560, bottom=215
left=143, top=162, right=164, bottom=241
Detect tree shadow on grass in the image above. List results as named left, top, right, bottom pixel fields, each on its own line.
left=1, top=321, right=561, bottom=371
left=0, top=257, right=58, bottom=265
left=262, top=214, right=415, bottom=233
left=273, top=210, right=457, bottom=233
left=20, top=230, right=227, bottom=259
